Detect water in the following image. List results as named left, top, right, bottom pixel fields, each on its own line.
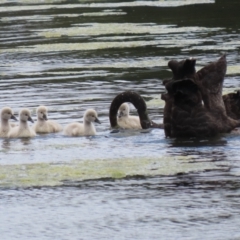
left=0, top=0, right=240, bottom=239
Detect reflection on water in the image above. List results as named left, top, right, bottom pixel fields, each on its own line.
left=1, top=0, right=240, bottom=239
left=0, top=1, right=215, bottom=11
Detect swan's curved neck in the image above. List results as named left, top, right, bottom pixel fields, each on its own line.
left=109, top=91, right=153, bottom=129
left=20, top=120, right=28, bottom=128
left=38, top=117, right=45, bottom=122
left=84, top=119, right=92, bottom=126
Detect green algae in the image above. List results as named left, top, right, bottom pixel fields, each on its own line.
left=223, top=88, right=239, bottom=95
left=0, top=23, right=220, bottom=55
left=227, top=65, right=240, bottom=75
left=147, top=96, right=165, bottom=108
left=0, top=155, right=226, bottom=188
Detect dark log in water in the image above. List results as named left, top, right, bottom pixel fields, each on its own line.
left=162, top=55, right=240, bottom=138
left=164, top=79, right=219, bottom=138
left=162, top=58, right=198, bottom=137
left=194, top=55, right=226, bottom=112
left=168, top=58, right=196, bottom=80
left=223, top=91, right=240, bottom=120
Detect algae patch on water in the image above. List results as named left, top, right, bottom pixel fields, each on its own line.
left=227, top=65, right=240, bottom=75
left=0, top=155, right=225, bottom=188
left=146, top=96, right=165, bottom=108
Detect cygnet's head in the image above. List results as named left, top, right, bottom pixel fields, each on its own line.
left=36, top=105, right=48, bottom=121
left=1, top=107, right=17, bottom=121
left=118, top=103, right=130, bottom=118
left=19, top=108, right=34, bottom=123
left=84, top=109, right=101, bottom=124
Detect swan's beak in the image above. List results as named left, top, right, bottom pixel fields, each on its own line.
left=43, top=114, right=48, bottom=121
left=11, top=114, right=18, bottom=121
left=94, top=117, right=101, bottom=124
left=28, top=116, right=34, bottom=123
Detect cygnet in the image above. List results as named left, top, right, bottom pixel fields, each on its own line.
left=0, top=107, right=18, bottom=137
left=33, top=105, right=62, bottom=133
left=64, top=109, right=101, bottom=136
left=8, top=108, right=36, bottom=138
left=117, top=103, right=142, bottom=129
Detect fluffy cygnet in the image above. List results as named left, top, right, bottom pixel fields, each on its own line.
left=117, top=103, right=142, bottom=129
left=64, top=109, right=101, bottom=136
left=33, top=105, right=62, bottom=133
left=0, top=107, right=18, bottom=137
left=8, top=108, right=36, bottom=138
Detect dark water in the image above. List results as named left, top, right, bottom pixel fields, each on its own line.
left=1, top=0, right=240, bottom=239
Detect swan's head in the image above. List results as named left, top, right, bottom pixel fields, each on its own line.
left=36, top=105, right=48, bottom=121
left=1, top=107, right=17, bottom=121
left=118, top=103, right=130, bottom=118
left=19, top=108, right=34, bottom=123
left=84, top=109, right=101, bottom=124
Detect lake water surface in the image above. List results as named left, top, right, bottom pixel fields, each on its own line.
left=1, top=0, right=240, bottom=239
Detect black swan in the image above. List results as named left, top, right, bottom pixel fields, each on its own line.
left=109, top=90, right=163, bottom=129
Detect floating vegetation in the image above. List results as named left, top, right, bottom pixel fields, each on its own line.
left=0, top=155, right=226, bottom=188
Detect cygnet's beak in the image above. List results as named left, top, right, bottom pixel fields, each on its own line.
left=11, top=114, right=18, bottom=121
left=118, top=111, right=123, bottom=118
left=28, top=116, right=34, bottom=123
left=43, top=114, right=48, bottom=121
left=94, top=117, right=101, bottom=124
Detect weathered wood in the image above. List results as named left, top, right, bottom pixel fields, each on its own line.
left=168, top=58, right=196, bottom=80
left=194, top=55, right=226, bottom=112
left=165, top=79, right=219, bottom=138
left=162, top=58, right=197, bottom=137
left=162, top=55, right=240, bottom=138
left=223, top=91, right=240, bottom=120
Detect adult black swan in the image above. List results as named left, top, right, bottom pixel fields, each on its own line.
left=109, top=91, right=163, bottom=129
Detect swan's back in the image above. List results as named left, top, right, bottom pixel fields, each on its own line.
left=47, top=120, right=62, bottom=133
left=33, top=120, right=62, bottom=133
left=118, top=115, right=141, bottom=129
left=8, top=125, right=36, bottom=138
left=64, top=122, right=84, bottom=136
left=63, top=109, right=100, bottom=136
left=117, top=103, right=142, bottom=129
